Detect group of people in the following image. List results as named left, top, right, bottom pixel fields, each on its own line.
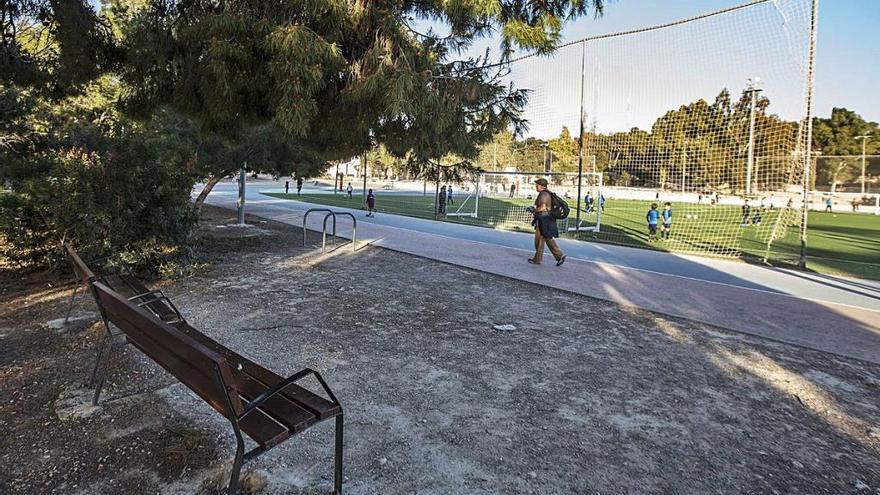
left=646, top=203, right=673, bottom=242
left=583, top=192, right=605, bottom=213
left=741, top=200, right=763, bottom=226
left=283, top=177, right=304, bottom=195
left=437, top=185, right=454, bottom=214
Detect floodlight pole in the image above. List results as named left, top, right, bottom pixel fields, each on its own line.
left=541, top=143, right=549, bottom=173
left=856, top=134, right=870, bottom=195
left=745, top=79, right=763, bottom=196
left=574, top=40, right=586, bottom=233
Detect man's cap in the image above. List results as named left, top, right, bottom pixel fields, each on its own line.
left=534, top=178, right=549, bottom=187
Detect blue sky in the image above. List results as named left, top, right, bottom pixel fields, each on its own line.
left=468, top=0, right=879, bottom=123
left=578, top=0, right=879, bottom=122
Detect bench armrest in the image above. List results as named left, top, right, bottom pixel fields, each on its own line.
left=127, top=289, right=185, bottom=323
left=240, top=368, right=340, bottom=418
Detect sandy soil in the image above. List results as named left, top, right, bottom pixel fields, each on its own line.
left=1, top=205, right=879, bottom=494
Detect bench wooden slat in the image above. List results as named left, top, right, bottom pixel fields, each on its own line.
left=235, top=375, right=317, bottom=433
left=237, top=410, right=290, bottom=449
left=175, top=322, right=340, bottom=420
left=92, top=282, right=244, bottom=417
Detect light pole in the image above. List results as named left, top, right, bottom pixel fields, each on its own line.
left=855, top=134, right=870, bottom=195
left=744, top=78, right=763, bottom=196
left=541, top=142, right=549, bottom=173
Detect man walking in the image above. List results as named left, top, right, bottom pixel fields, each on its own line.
left=447, top=184, right=454, bottom=205
left=528, top=178, right=566, bottom=266
left=296, top=177, right=303, bottom=196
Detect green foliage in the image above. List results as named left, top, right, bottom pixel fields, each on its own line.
left=811, top=108, right=877, bottom=191
left=122, top=0, right=603, bottom=184
left=0, top=81, right=197, bottom=273
left=2, top=0, right=605, bottom=272
left=1, top=0, right=119, bottom=93
left=812, top=108, right=878, bottom=155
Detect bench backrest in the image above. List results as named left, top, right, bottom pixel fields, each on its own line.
left=64, top=244, right=96, bottom=285
left=91, top=281, right=244, bottom=417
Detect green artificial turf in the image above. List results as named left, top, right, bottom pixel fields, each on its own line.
left=265, top=192, right=880, bottom=280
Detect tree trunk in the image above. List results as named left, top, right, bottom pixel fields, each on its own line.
left=194, top=173, right=228, bottom=210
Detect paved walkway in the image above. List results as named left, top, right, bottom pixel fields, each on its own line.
left=199, top=181, right=880, bottom=364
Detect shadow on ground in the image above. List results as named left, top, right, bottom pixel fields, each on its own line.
left=2, top=205, right=879, bottom=494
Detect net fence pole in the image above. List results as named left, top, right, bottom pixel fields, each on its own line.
left=574, top=40, right=587, bottom=233
left=799, top=0, right=819, bottom=269
left=475, top=173, right=482, bottom=216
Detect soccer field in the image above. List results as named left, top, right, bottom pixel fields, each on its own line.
left=265, top=192, right=880, bottom=280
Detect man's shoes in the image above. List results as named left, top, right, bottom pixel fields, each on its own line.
left=556, top=255, right=566, bottom=266
left=528, top=258, right=540, bottom=264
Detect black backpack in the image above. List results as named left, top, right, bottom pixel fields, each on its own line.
left=550, top=192, right=570, bottom=220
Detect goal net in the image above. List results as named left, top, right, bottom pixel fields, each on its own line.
left=479, top=0, right=817, bottom=263
left=451, top=171, right=605, bottom=231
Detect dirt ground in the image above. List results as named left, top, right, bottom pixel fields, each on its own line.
left=2, top=205, right=879, bottom=494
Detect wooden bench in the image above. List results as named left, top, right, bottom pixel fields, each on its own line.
left=65, top=248, right=344, bottom=494
left=64, top=245, right=185, bottom=393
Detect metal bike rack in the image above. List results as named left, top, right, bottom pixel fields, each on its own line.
left=303, top=208, right=334, bottom=246
left=322, top=212, right=357, bottom=253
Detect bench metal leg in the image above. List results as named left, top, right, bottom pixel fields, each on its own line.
left=88, top=323, right=114, bottom=388
left=334, top=414, right=344, bottom=495
left=91, top=321, right=122, bottom=406
left=63, top=284, right=79, bottom=326
left=227, top=434, right=245, bottom=495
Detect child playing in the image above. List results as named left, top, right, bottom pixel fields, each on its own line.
left=660, top=202, right=672, bottom=240
left=365, top=189, right=376, bottom=217
left=646, top=203, right=660, bottom=242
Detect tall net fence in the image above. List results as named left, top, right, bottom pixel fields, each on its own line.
left=275, top=0, right=820, bottom=265
left=485, top=0, right=818, bottom=262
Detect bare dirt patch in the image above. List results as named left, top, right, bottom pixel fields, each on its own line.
left=2, top=205, right=879, bottom=494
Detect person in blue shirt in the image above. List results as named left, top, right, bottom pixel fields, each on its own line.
left=660, top=202, right=673, bottom=240
left=825, top=197, right=832, bottom=213
left=447, top=184, right=454, bottom=205
left=584, top=192, right=593, bottom=212
left=646, top=203, right=660, bottom=242
left=599, top=194, right=606, bottom=211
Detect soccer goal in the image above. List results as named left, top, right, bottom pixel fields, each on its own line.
left=565, top=172, right=603, bottom=233
left=445, top=175, right=482, bottom=218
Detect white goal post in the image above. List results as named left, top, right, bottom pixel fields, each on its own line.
left=445, top=175, right=482, bottom=218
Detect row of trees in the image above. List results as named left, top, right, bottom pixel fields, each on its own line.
left=469, top=93, right=877, bottom=195
left=1, top=0, right=606, bottom=270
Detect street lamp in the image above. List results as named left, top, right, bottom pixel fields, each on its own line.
left=744, top=77, right=763, bottom=196
left=855, top=134, right=871, bottom=195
